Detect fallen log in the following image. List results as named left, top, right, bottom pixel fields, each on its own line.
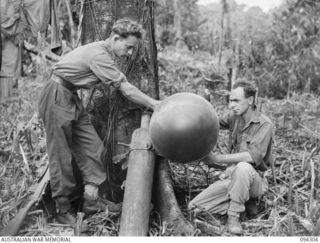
left=153, top=157, right=194, bottom=235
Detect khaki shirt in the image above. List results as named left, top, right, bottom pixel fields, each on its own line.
left=220, top=110, right=274, bottom=171
left=53, top=40, right=125, bottom=88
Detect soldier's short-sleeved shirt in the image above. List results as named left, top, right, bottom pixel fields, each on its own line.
left=219, top=110, right=274, bottom=171
left=53, top=40, right=125, bottom=88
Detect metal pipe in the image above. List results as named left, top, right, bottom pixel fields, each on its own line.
left=119, top=113, right=155, bottom=236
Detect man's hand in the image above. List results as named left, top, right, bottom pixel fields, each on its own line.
left=209, top=153, right=221, bottom=163
left=152, top=100, right=161, bottom=111
left=201, top=152, right=226, bottom=170
left=203, top=152, right=222, bottom=165
left=119, top=81, right=161, bottom=110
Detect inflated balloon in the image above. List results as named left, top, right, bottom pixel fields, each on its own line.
left=149, top=93, right=219, bottom=163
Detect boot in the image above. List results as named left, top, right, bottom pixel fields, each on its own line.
left=55, top=196, right=88, bottom=232
left=82, top=193, right=122, bottom=215
left=245, top=198, right=258, bottom=218
left=227, top=215, right=243, bottom=235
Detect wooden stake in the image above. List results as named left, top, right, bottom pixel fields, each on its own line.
left=271, top=160, right=277, bottom=186
left=288, top=163, right=293, bottom=207
left=309, top=159, right=315, bottom=218
left=294, top=190, right=299, bottom=215
left=75, top=212, right=85, bottom=236
left=288, top=215, right=294, bottom=236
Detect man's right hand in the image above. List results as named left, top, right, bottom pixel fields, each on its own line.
left=152, top=100, right=161, bottom=111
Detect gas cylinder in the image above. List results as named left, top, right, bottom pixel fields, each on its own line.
left=149, top=93, right=219, bottom=163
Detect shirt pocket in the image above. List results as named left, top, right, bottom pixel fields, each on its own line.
left=239, top=134, right=252, bottom=151
left=246, top=135, right=252, bottom=145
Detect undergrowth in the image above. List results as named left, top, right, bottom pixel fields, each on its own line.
left=0, top=49, right=319, bottom=236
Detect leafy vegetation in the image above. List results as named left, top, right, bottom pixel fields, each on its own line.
left=156, top=0, right=320, bottom=98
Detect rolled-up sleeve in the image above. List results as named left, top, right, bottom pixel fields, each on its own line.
left=89, top=53, right=127, bottom=88
left=247, top=122, right=274, bottom=167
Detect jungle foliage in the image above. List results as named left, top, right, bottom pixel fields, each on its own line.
left=155, top=0, right=320, bottom=98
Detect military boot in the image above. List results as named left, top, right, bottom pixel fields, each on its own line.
left=227, top=215, right=243, bottom=235
left=245, top=198, right=259, bottom=218
left=55, top=196, right=88, bottom=232
left=82, top=193, right=122, bottom=215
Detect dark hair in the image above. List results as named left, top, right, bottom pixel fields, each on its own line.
left=112, top=18, right=144, bottom=39
left=232, top=80, right=257, bottom=105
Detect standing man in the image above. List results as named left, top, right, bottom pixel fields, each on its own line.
left=188, top=81, right=274, bottom=235
left=38, top=18, right=160, bottom=227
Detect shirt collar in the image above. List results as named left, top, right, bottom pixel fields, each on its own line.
left=104, top=39, right=116, bottom=58
left=250, top=109, right=261, bottom=123
left=241, top=109, right=261, bottom=132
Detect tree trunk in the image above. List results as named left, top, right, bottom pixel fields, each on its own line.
left=64, top=0, right=76, bottom=48
left=81, top=0, right=159, bottom=202
left=0, top=5, right=2, bottom=72
left=218, top=0, right=225, bottom=71
left=224, top=1, right=231, bottom=49
left=153, top=157, right=194, bottom=236
left=231, top=28, right=240, bottom=87
left=173, top=0, right=187, bottom=50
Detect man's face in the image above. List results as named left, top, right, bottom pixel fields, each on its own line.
left=112, top=35, right=139, bottom=58
left=229, top=87, right=253, bottom=116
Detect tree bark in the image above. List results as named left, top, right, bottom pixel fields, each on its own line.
left=224, top=1, right=231, bottom=49
left=64, top=0, right=76, bottom=48
left=173, top=0, right=187, bottom=50
left=153, top=157, right=194, bottom=236
left=0, top=5, right=2, bottom=71
left=231, top=28, right=240, bottom=87
left=218, top=0, right=225, bottom=71
left=81, top=0, right=159, bottom=202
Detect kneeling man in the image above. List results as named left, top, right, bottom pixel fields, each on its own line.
left=189, top=81, right=274, bottom=235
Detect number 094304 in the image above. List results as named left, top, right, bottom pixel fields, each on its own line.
left=300, top=237, right=318, bottom=242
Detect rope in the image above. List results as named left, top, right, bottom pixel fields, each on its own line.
left=112, top=141, right=152, bottom=162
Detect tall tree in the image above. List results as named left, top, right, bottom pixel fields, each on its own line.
left=80, top=0, right=159, bottom=202
left=218, top=0, right=227, bottom=70
left=173, top=0, right=187, bottom=49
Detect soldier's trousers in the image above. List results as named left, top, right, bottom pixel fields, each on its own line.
left=38, top=80, right=106, bottom=198
left=188, top=162, right=268, bottom=216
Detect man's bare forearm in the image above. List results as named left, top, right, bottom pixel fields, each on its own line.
left=119, top=81, right=160, bottom=110
left=203, top=151, right=253, bottom=165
